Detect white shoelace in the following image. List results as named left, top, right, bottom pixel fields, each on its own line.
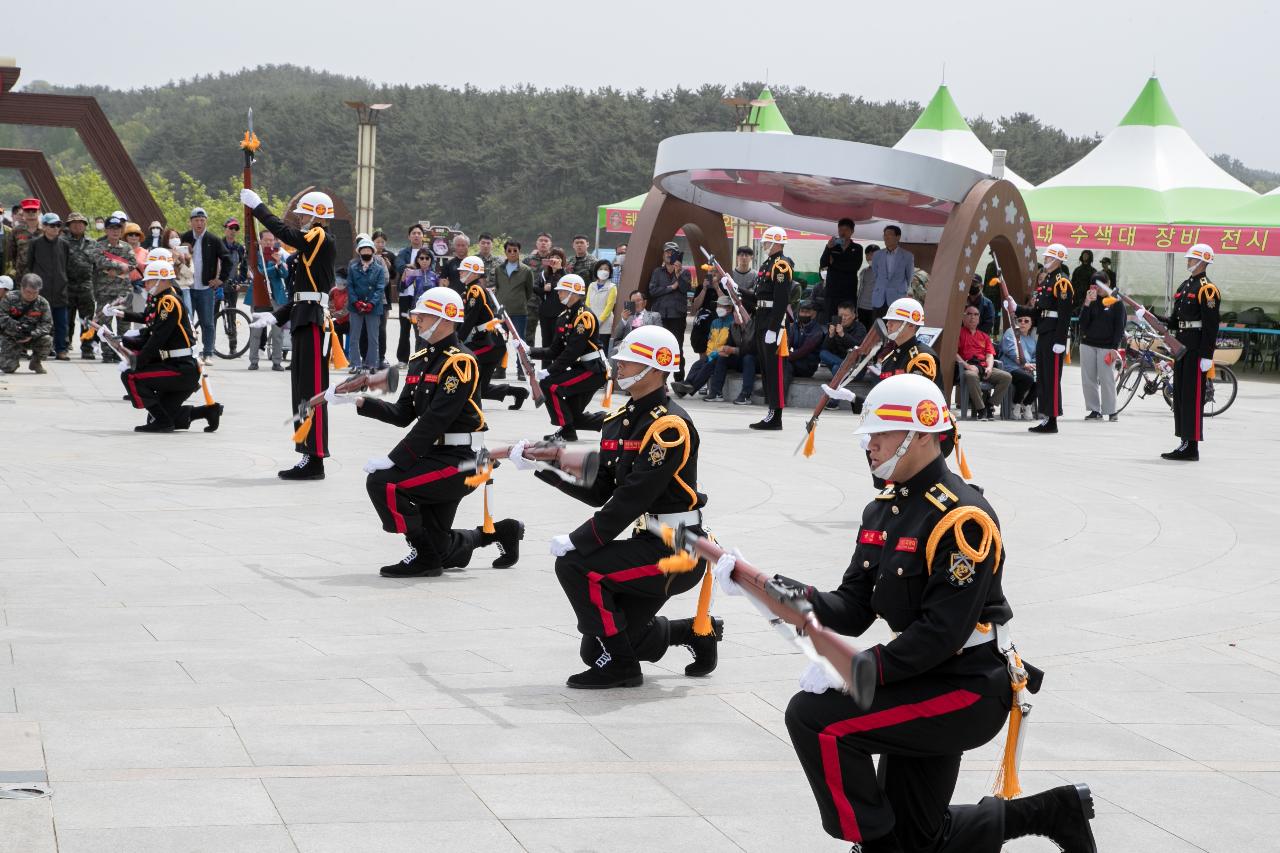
left=294, top=455, right=310, bottom=468
left=400, top=547, right=418, bottom=565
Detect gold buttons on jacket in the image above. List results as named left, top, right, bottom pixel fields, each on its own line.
left=891, top=506, right=900, bottom=515
left=896, top=567, right=904, bottom=576
left=862, top=560, right=870, bottom=568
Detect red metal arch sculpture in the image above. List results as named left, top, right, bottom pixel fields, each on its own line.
left=0, top=65, right=163, bottom=225
left=0, top=149, right=70, bottom=214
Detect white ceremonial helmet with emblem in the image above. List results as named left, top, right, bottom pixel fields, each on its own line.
left=410, top=286, right=465, bottom=341
left=146, top=247, right=173, bottom=264
left=760, top=226, right=788, bottom=246
left=612, top=325, right=680, bottom=391
left=1041, top=243, right=1068, bottom=264
left=142, top=260, right=176, bottom=282
left=458, top=255, right=486, bottom=280
left=555, top=273, right=587, bottom=296
left=293, top=191, right=335, bottom=220
left=1185, top=243, right=1214, bottom=266
left=855, top=374, right=952, bottom=481
left=886, top=297, right=925, bottom=327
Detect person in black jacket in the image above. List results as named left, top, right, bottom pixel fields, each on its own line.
left=1077, top=272, right=1127, bottom=421
left=179, top=207, right=230, bottom=363
left=529, top=273, right=606, bottom=441
left=749, top=228, right=795, bottom=431
left=817, top=217, right=864, bottom=323
left=1016, top=244, right=1074, bottom=434
left=1161, top=244, right=1222, bottom=461
left=242, top=188, right=336, bottom=480
left=535, top=247, right=569, bottom=351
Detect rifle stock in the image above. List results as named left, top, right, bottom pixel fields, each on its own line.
left=1094, top=281, right=1184, bottom=357
left=796, top=319, right=888, bottom=456
left=241, top=109, right=270, bottom=309
left=484, top=284, right=545, bottom=408
left=480, top=441, right=599, bottom=487
left=296, top=365, right=399, bottom=422
left=993, top=272, right=1027, bottom=370
left=699, top=248, right=750, bottom=327
left=82, top=318, right=136, bottom=367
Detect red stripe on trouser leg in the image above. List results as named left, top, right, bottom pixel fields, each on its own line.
left=584, top=563, right=663, bottom=637
left=384, top=466, right=463, bottom=536
left=1194, top=363, right=1204, bottom=441
left=126, top=370, right=180, bottom=408
left=548, top=370, right=593, bottom=426
left=817, top=688, right=981, bottom=843
left=1053, top=352, right=1062, bottom=416
left=776, top=353, right=786, bottom=410
left=312, top=325, right=326, bottom=457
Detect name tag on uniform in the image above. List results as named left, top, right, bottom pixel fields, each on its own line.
left=895, top=537, right=918, bottom=553
left=601, top=439, right=642, bottom=451
left=858, top=529, right=886, bottom=546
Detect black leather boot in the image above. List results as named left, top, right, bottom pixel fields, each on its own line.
left=507, top=386, right=529, bottom=410
left=749, top=408, right=783, bottom=430
left=481, top=519, right=524, bottom=568
left=380, top=542, right=444, bottom=578
left=1003, top=783, right=1097, bottom=853
left=1160, top=440, right=1198, bottom=461
left=278, top=454, right=325, bottom=480
left=1028, top=417, right=1058, bottom=433
left=566, top=633, right=643, bottom=689
left=667, top=617, right=724, bottom=676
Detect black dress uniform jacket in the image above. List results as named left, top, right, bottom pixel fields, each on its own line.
left=131, top=287, right=197, bottom=367
left=537, top=388, right=705, bottom=556
left=750, top=252, right=793, bottom=340
left=534, top=302, right=604, bottom=374
left=1171, top=272, right=1221, bottom=361
left=251, top=204, right=334, bottom=331
left=459, top=282, right=505, bottom=365
left=878, top=336, right=941, bottom=386
left=1022, top=272, right=1073, bottom=346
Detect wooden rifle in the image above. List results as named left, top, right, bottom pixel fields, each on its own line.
left=795, top=317, right=889, bottom=457
left=992, top=262, right=1027, bottom=369
left=1093, top=280, right=1184, bottom=358
left=650, top=519, right=875, bottom=710
left=240, top=109, right=271, bottom=311
left=483, top=283, right=545, bottom=408
left=699, top=247, right=750, bottom=327
left=465, top=440, right=599, bottom=487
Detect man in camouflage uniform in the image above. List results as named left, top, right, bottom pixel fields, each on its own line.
left=3, top=198, right=41, bottom=279
left=0, top=274, right=53, bottom=374
left=93, top=214, right=138, bottom=363
left=63, top=212, right=102, bottom=359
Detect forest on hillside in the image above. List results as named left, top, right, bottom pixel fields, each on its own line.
left=3, top=65, right=1277, bottom=243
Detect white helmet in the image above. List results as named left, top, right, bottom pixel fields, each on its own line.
left=1185, top=243, right=1214, bottom=265
left=458, top=255, right=486, bottom=279
left=885, top=297, right=925, bottom=327
left=146, top=247, right=173, bottom=263
left=410, top=286, right=464, bottom=321
left=555, top=273, right=587, bottom=296
left=1042, top=243, right=1068, bottom=263
left=293, top=190, right=335, bottom=220
left=614, top=325, right=681, bottom=373
left=761, top=226, right=788, bottom=245
left=855, top=374, right=952, bottom=435
left=142, top=260, right=176, bottom=281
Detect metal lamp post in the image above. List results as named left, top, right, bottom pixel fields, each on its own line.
left=344, top=101, right=391, bottom=236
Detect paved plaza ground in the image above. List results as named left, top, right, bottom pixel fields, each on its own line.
left=1, top=357, right=1279, bottom=852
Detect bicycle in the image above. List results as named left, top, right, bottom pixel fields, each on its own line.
left=196, top=283, right=251, bottom=360
left=1114, top=329, right=1237, bottom=416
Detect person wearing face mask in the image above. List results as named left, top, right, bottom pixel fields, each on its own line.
left=1160, top=244, right=1221, bottom=461
left=748, top=227, right=794, bottom=430
left=241, top=188, right=337, bottom=480
left=586, top=259, right=617, bottom=355
left=143, top=221, right=164, bottom=251
left=671, top=294, right=736, bottom=398
left=114, top=261, right=223, bottom=433
left=165, top=230, right=194, bottom=313
left=528, top=273, right=606, bottom=442
left=715, top=373, right=1095, bottom=853
left=535, top=247, right=569, bottom=353
left=506, top=324, right=721, bottom=689
left=457, top=255, right=528, bottom=410
left=787, top=299, right=827, bottom=379
left=345, top=238, right=387, bottom=372
left=1013, top=244, right=1074, bottom=434
left=353, top=287, right=523, bottom=578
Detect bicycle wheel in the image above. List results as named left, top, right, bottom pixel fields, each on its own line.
left=1204, top=365, right=1238, bottom=417
left=213, top=308, right=251, bottom=359
left=1115, top=363, right=1146, bottom=413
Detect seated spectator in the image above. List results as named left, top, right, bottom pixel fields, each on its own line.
left=965, top=275, right=996, bottom=335
left=707, top=311, right=757, bottom=404
left=787, top=299, right=826, bottom=378
left=958, top=305, right=1011, bottom=420
left=672, top=294, right=735, bottom=398
left=818, top=301, right=867, bottom=377
left=0, top=274, right=53, bottom=374
left=611, top=289, right=661, bottom=355
left=999, top=315, right=1038, bottom=420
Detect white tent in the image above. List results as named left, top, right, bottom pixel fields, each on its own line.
left=894, top=84, right=1031, bottom=189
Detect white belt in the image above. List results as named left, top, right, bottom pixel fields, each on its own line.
left=757, top=299, right=775, bottom=308
left=578, top=350, right=603, bottom=362
left=1042, top=310, right=1059, bottom=318
left=643, top=510, right=703, bottom=530
left=1181, top=320, right=1202, bottom=329
left=161, top=348, right=192, bottom=359
left=962, top=622, right=1014, bottom=652
left=439, top=433, right=479, bottom=447
left=293, top=292, right=329, bottom=306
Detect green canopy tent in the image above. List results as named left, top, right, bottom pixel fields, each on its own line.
left=893, top=84, right=1031, bottom=189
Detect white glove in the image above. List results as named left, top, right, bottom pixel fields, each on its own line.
left=117, top=359, right=130, bottom=374
left=513, top=338, right=529, bottom=353
left=102, top=304, right=121, bottom=319
left=239, top=188, right=262, bottom=209
left=822, top=384, right=857, bottom=403
left=1004, top=298, right=1017, bottom=314
left=122, top=329, right=141, bottom=340
left=550, top=534, right=575, bottom=557
left=712, top=548, right=745, bottom=597
left=250, top=312, right=277, bottom=329
left=536, top=368, right=550, bottom=382
left=363, top=455, right=394, bottom=473
left=506, top=439, right=537, bottom=471
left=1199, top=358, right=1213, bottom=372
left=719, top=275, right=733, bottom=290
left=799, top=660, right=846, bottom=694
left=324, top=385, right=356, bottom=406
left=1052, top=344, right=1066, bottom=355
left=865, top=362, right=882, bottom=377
left=764, top=330, right=777, bottom=345
left=1133, top=307, right=1148, bottom=323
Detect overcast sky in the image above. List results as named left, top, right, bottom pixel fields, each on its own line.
left=7, top=0, right=1279, bottom=172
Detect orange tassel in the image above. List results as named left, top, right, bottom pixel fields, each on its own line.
left=994, top=702, right=1025, bottom=799
left=291, top=412, right=314, bottom=444
left=329, top=327, right=349, bottom=370
left=501, top=348, right=509, bottom=369
left=1207, top=363, right=1216, bottom=380
left=1064, top=348, right=1071, bottom=365
left=481, top=481, right=496, bottom=534
left=802, top=426, right=816, bottom=458
left=200, top=373, right=216, bottom=406
left=80, top=327, right=97, bottom=342
left=602, top=378, right=613, bottom=409
left=777, top=327, right=790, bottom=357
left=657, top=552, right=698, bottom=574
left=692, top=564, right=714, bottom=636
left=463, top=463, right=491, bottom=489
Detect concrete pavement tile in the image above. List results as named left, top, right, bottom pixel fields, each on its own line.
left=421, top=722, right=628, bottom=763
left=289, top=820, right=522, bottom=853
left=42, top=725, right=251, bottom=771
left=0, top=797, right=56, bottom=853
left=264, top=775, right=490, bottom=824
left=51, top=779, right=281, bottom=829
left=505, top=816, right=742, bottom=852
left=237, top=723, right=443, bottom=766
left=55, top=825, right=297, bottom=853
left=463, top=772, right=695, bottom=819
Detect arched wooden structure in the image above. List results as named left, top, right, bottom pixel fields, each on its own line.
left=0, top=65, right=163, bottom=226
left=0, top=149, right=70, bottom=215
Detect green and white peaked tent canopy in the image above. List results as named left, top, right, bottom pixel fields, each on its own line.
left=893, top=84, right=1031, bottom=189
left=1025, top=76, right=1258, bottom=226
left=745, top=86, right=793, bottom=134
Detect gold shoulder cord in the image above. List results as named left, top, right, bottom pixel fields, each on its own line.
left=924, top=506, right=1003, bottom=576
left=639, top=414, right=695, bottom=509
left=440, top=352, right=485, bottom=430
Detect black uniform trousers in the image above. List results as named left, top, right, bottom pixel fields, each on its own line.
left=121, top=358, right=200, bottom=427
left=473, top=345, right=515, bottom=403
left=365, top=450, right=481, bottom=571
left=1172, top=349, right=1207, bottom=442
left=785, top=665, right=1010, bottom=851
left=758, top=332, right=786, bottom=409
left=68, top=286, right=96, bottom=355
left=541, top=367, right=605, bottom=430
left=555, top=530, right=704, bottom=662
left=1033, top=335, right=1063, bottom=417
left=292, top=322, right=330, bottom=457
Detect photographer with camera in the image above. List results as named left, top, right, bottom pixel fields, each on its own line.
left=1, top=273, right=53, bottom=374
left=646, top=244, right=692, bottom=382
left=958, top=304, right=1011, bottom=421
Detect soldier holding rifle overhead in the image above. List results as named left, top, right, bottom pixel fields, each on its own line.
left=715, top=374, right=1097, bottom=853
left=506, top=325, right=721, bottom=689
left=352, top=287, right=523, bottom=578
